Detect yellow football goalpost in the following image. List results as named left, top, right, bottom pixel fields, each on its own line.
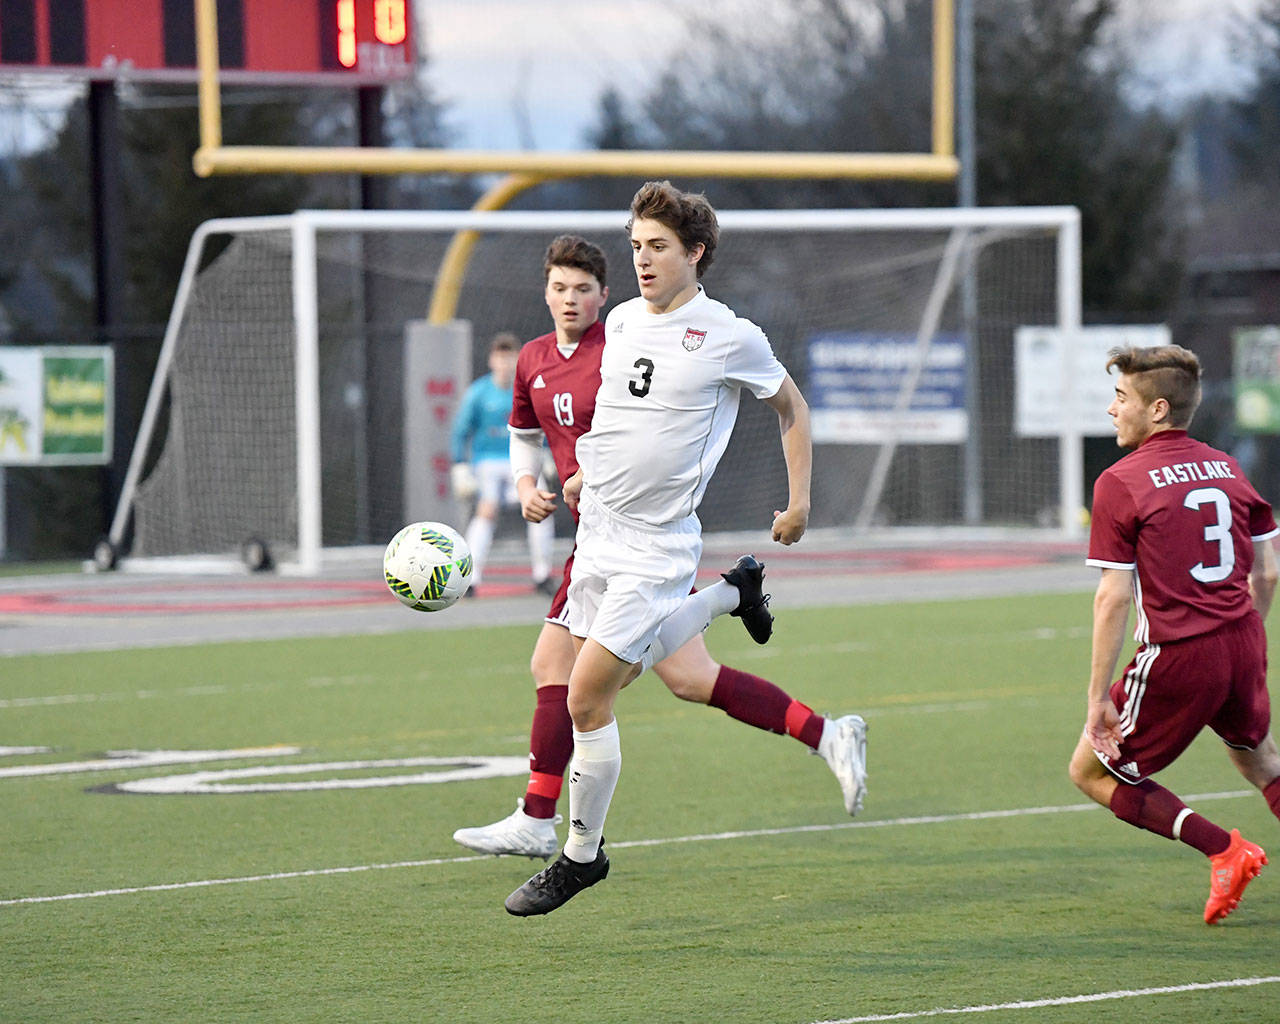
left=192, top=0, right=959, bottom=322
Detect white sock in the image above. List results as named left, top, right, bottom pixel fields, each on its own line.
left=563, top=720, right=621, bottom=863
left=817, top=718, right=837, bottom=760
left=642, top=582, right=740, bottom=671
left=526, top=516, right=554, bottom=582
left=464, top=516, right=494, bottom=586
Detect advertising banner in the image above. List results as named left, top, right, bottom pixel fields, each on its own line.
left=0, top=346, right=113, bottom=465
left=806, top=332, right=967, bottom=444
left=1233, top=326, right=1280, bottom=434
left=1014, top=325, right=1170, bottom=438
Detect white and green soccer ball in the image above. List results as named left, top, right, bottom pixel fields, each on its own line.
left=383, top=521, right=473, bottom=611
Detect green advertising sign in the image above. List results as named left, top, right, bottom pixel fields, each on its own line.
left=0, top=346, right=113, bottom=465
left=1234, top=327, right=1280, bottom=435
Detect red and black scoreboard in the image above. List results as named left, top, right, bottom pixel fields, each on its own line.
left=0, top=0, right=414, bottom=83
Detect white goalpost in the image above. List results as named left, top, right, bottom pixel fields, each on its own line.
left=106, top=206, right=1081, bottom=576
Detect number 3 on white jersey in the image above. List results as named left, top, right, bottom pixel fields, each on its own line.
left=1185, top=486, right=1235, bottom=583
left=553, top=392, right=574, bottom=426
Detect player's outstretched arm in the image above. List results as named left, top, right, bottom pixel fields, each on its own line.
left=1084, top=567, right=1132, bottom=760
left=763, top=375, right=811, bottom=545
left=1250, top=537, right=1278, bottom=621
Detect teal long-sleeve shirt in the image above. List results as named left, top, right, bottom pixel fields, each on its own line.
left=450, top=374, right=513, bottom=464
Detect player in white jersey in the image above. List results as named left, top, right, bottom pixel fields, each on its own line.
left=506, top=181, right=816, bottom=916
left=578, top=287, right=784, bottom=525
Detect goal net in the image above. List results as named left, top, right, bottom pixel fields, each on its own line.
left=109, top=207, right=1081, bottom=574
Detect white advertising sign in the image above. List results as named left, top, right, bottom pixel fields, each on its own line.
left=1014, top=325, right=1171, bottom=438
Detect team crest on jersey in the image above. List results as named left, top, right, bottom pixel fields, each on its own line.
left=682, top=328, right=707, bottom=351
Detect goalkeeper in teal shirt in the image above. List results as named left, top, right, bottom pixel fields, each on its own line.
left=450, top=333, right=555, bottom=594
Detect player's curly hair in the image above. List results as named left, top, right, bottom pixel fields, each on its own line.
left=626, top=180, right=719, bottom=277
left=543, top=234, right=607, bottom=287
left=1106, top=344, right=1202, bottom=428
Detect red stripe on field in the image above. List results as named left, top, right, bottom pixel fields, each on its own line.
left=0, top=543, right=1079, bottom=616
left=0, top=580, right=553, bottom=615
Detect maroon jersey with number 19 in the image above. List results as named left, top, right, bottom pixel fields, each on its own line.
left=508, top=322, right=605, bottom=488
left=1087, top=430, right=1279, bottom=644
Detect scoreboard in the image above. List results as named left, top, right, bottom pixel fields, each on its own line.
left=0, top=0, right=414, bottom=83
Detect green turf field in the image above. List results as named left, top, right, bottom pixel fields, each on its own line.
left=3, top=592, right=1277, bottom=1023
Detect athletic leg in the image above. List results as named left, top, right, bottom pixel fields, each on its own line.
left=504, top=639, right=633, bottom=916
left=652, top=634, right=866, bottom=814
left=1069, top=731, right=1265, bottom=922
left=521, top=623, right=576, bottom=817
left=637, top=554, right=777, bottom=667
left=641, top=584, right=738, bottom=668
left=1225, top=731, right=1280, bottom=820
left=526, top=515, right=555, bottom=588
left=463, top=498, right=497, bottom=588
left=1069, top=732, right=1226, bottom=848
left=653, top=635, right=824, bottom=746
left=451, top=622, right=575, bottom=857
left=563, top=638, right=637, bottom=859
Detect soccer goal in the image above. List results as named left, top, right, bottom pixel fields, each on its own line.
left=107, top=206, right=1080, bottom=575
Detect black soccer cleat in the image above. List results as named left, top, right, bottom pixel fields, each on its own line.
left=721, top=554, right=773, bottom=645
left=504, top=838, right=610, bottom=916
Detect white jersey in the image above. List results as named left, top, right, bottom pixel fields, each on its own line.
left=575, top=288, right=787, bottom=527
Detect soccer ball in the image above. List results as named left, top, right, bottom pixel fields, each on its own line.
left=383, top=521, right=473, bottom=611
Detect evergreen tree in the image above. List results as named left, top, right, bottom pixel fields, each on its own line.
left=974, top=0, right=1181, bottom=311
left=1230, top=0, right=1280, bottom=190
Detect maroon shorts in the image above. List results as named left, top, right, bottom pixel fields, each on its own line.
left=1102, top=611, right=1270, bottom=784
left=544, top=549, right=575, bottom=627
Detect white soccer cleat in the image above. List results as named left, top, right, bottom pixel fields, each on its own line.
left=452, top=799, right=562, bottom=859
left=819, top=714, right=868, bottom=816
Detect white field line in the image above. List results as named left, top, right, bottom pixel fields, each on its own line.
left=809, top=976, right=1280, bottom=1023
left=0, top=789, right=1253, bottom=908
left=0, top=746, right=301, bottom=779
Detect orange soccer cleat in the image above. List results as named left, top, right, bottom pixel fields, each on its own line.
left=1204, top=829, right=1268, bottom=924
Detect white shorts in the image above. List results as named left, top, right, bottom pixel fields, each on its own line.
left=567, top=485, right=702, bottom=665
left=475, top=459, right=517, bottom=505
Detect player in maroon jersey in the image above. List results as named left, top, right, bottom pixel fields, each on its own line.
left=452, top=235, right=867, bottom=860
left=1068, top=344, right=1280, bottom=923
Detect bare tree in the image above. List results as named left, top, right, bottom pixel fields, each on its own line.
left=589, top=0, right=1182, bottom=312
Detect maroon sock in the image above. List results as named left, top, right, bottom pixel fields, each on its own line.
left=522, top=684, right=572, bottom=819
left=709, top=666, right=825, bottom=749
left=1264, top=776, right=1280, bottom=822
left=1109, top=779, right=1230, bottom=856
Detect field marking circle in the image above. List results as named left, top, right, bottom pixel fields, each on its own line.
left=112, top=755, right=529, bottom=794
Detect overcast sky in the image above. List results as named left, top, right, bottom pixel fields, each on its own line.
left=423, top=0, right=1267, bottom=151
left=424, top=0, right=685, bottom=150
